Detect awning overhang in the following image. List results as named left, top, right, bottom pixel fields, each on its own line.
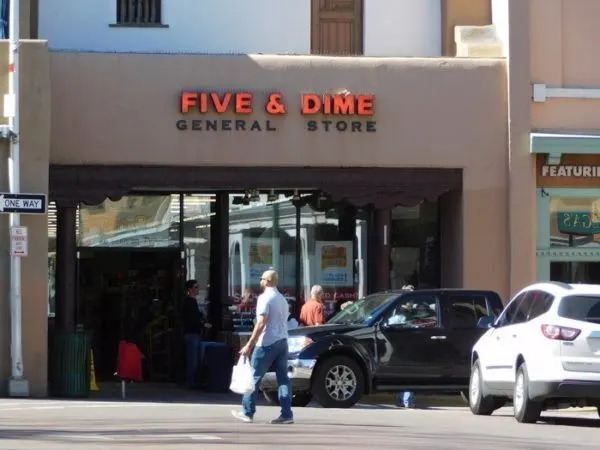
left=530, top=132, right=600, bottom=165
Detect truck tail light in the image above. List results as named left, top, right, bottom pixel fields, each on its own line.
left=541, top=324, right=581, bottom=341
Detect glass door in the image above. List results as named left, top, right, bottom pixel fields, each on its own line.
left=537, top=188, right=600, bottom=282
left=389, top=201, right=440, bottom=290
left=550, top=262, right=600, bottom=284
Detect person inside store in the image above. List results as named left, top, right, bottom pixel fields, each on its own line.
left=299, top=284, right=325, bottom=327
left=238, top=288, right=255, bottom=314
left=182, top=279, right=211, bottom=389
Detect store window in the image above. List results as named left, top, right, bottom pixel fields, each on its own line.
left=183, top=194, right=214, bottom=303
left=390, top=201, right=440, bottom=290
left=299, top=198, right=368, bottom=319
left=47, top=201, right=58, bottom=317
left=77, top=195, right=180, bottom=248
left=550, top=262, right=600, bottom=284
left=549, top=197, right=600, bottom=248
left=228, top=193, right=298, bottom=330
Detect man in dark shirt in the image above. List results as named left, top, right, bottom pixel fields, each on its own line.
left=183, top=279, right=207, bottom=388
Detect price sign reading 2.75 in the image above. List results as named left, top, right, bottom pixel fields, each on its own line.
left=557, top=212, right=600, bottom=235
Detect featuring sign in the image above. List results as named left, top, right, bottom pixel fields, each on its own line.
left=0, top=193, right=47, bottom=214
left=10, top=226, right=28, bottom=257
left=537, top=155, right=600, bottom=188
left=176, top=91, right=377, bottom=133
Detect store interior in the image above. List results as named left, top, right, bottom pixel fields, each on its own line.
left=47, top=189, right=442, bottom=386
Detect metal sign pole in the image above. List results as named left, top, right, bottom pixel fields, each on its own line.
left=6, top=0, right=28, bottom=397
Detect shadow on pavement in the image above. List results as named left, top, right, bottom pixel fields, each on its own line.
left=46, top=382, right=472, bottom=411
left=539, top=417, right=600, bottom=428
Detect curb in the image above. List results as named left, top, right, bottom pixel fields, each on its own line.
left=362, top=394, right=465, bottom=407
left=362, top=395, right=599, bottom=413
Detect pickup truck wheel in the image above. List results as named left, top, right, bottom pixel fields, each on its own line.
left=312, top=355, right=364, bottom=409
left=262, top=390, right=313, bottom=407
left=513, top=363, right=542, bottom=424
left=469, top=360, right=496, bottom=415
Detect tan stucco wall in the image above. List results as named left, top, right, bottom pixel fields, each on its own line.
left=442, top=0, right=492, bottom=56
left=49, top=52, right=510, bottom=299
left=0, top=40, right=51, bottom=396
left=530, top=0, right=600, bottom=130
left=506, top=0, right=536, bottom=297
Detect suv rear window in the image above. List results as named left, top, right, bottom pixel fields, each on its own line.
left=557, top=295, right=600, bottom=324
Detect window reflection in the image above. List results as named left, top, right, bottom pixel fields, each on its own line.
left=550, top=198, right=600, bottom=248
left=390, top=201, right=439, bottom=290
left=300, top=199, right=367, bottom=319
left=48, top=201, right=58, bottom=317
left=183, top=194, right=213, bottom=303
left=78, top=195, right=179, bottom=248
left=228, top=194, right=297, bottom=330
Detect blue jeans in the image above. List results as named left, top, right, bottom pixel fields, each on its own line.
left=242, top=339, right=292, bottom=419
left=184, top=333, right=202, bottom=387
left=397, top=391, right=414, bottom=407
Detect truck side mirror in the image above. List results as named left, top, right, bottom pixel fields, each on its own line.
left=476, top=316, right=495, bottom=329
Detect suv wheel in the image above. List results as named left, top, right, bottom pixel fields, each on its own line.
left=312, top=355, right=365, bottom=408
left=469, top=360, right=496, bottom=415
left=513, top=362, right=542, bottom=423
left=262, top=390, right=313, bottom=407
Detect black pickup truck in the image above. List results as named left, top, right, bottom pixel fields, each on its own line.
left=260, top=288, right=503, bottom=408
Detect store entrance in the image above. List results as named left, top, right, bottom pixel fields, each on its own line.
left=78, top=248, right=183, bottom=383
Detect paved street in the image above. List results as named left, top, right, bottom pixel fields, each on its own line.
left=0, top=397, right=598, bottom=449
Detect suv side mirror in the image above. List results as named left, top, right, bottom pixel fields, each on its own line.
left=476, top=316, right=495, bottom=329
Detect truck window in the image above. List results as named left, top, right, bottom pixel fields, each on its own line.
left=449, top=294, right=488, bottom=329
left=385, top=295, right=440, bottom=328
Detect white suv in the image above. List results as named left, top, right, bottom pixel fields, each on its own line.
left=469, top=282, right=600, bottom=423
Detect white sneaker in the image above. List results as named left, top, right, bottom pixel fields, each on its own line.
left=231, top=410, right=253, bottom=423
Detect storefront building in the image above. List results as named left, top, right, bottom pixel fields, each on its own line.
left=530, top=0, right=600, bottom=284
left=46, top=51, right=511, bottom=388
left=0, top=0, right=534, bottom=396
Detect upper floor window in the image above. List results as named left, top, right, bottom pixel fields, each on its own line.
left=116, top=0, right=162, bottom=26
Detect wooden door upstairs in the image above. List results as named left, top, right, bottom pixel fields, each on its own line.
left=311, top=0, right=364, bottom=56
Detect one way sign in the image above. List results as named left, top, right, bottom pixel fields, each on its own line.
left=0, top=193, right=47, bottom=214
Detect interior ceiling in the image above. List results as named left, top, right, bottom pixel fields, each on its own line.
left=49, top=165, right=462, bottom=209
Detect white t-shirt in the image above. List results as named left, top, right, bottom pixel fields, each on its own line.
left=255, top=287, right=289, bottom=347
left=287, top=317, right=299, bottom=330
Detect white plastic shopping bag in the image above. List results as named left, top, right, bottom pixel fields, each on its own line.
left=229, top=356, right=255, bottom=395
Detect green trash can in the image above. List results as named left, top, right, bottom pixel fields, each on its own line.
left=51, top=331, right=92, bottom=398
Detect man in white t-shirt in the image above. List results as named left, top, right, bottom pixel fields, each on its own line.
left=232, top=269, right=293, bottom=424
